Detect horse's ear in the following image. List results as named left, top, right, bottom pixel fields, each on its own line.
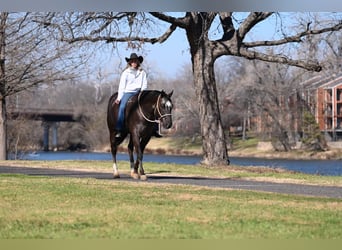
left=168, top=90, right=174, bottom=98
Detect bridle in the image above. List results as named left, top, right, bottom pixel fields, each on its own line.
left=138, top=91, right=172, bottom=125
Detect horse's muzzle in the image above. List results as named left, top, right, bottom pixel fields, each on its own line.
left=162, top=117, right=172, bottom=129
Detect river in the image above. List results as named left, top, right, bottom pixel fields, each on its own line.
left=10, top=151, right=342, bottom=176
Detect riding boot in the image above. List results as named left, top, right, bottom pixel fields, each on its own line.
left=153, top=131, right=163, bottom=138
left=153, top=123, right=162, bottom=138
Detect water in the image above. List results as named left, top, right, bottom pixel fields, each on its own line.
left=12, top=151, right=342, bottom=176
left=231, top=157, right=341, bottom=176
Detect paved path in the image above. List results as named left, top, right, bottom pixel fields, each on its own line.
left=1, top=165, right=341, bottom=199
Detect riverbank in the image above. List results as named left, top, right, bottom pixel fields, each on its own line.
left=228, top=147, right=342, bottom=160
left=112, top=137, right=342, bottom=161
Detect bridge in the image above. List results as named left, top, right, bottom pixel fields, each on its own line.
left=8, top=108, right=83, bottom=151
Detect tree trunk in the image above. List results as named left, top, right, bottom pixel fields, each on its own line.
left=192, top=44, right=229, bottom=165
left=0, top=12, right=8, bottom=160
left=0, top=98, right=6, bottom=159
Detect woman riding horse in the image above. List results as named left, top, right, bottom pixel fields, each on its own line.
left=114, top=52, right=161, bottom=138
left=107, top=90, right=173, bottom=180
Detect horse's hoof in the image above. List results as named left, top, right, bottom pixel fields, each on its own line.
left=113, top=173, right=120, bottom=179
left=140, top=175, right=148, bottom=181
left=131, top=173, right=140, bottom=180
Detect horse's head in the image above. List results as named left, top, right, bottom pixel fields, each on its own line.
left=157, top=90, right=174, bottom=129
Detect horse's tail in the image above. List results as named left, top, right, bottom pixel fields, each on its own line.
left=107, top=92, right=118, bottom=131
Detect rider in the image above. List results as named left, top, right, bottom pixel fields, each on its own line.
left=115, top=52, right=162, bottom=138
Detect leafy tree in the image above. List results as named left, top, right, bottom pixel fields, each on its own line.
left=302, top=111, right=326, bottom=151
left=44, top=12, right=342, bottom=165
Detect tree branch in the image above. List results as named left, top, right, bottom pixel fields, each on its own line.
left=239, top=47, right=322, bottom=71
left=41, top=12, right=180, bottom=46
left=149, top=12, right=189, bottom=28
left=88, top=12, right=136, bottom=35
left=151, top=23, right=177, bottom=44
left=218, top=12, right=235, bottom=41
left=60, top=23, right=177, bottom=45
left=60, top=35, right=153, bottom=44
left=238, top=12, right=274, bottom=41
left=244, top=21, right=342, bottom=48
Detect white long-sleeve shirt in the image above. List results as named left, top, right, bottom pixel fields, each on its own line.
left=117, top=67, right=147, bottom=101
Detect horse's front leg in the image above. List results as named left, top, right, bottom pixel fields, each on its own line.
left=130, top=133, right=148, bottom=181
left=128, top=135, right=139, bottom=179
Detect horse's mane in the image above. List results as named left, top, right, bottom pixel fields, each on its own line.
left=130, top=90, right=160, bottom=115
left=139, top=90, right=161, bottom=101
left=108, top=90, right=167, bottom=114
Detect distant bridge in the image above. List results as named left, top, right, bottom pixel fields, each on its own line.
left=8, top=108, right=80, bottom=122
left=8, top=108, right=83, bottom=151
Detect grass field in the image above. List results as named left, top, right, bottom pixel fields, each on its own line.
left=0, top=160, right=341, bottom=239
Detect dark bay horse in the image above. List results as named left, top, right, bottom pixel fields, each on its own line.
left=107, top=90, right=174, bottom=180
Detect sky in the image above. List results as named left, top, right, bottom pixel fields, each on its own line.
left=107, top=26, right=191, bottom=80
left=89, top=31, right=191, bottom=83
left=144, top=27, right=191, bottom=78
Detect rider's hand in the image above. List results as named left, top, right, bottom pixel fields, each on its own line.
left=115, top=99, right=120, bottom=104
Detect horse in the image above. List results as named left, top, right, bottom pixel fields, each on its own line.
left=107, top=90, right=174, bottom=180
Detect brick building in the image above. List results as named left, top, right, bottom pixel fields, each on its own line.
left=300, top=73, right=342, bottom=140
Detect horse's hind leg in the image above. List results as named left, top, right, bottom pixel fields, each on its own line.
left=110, top=133, right=120, bottom=178
left=128, top=135, right=139, bottom=179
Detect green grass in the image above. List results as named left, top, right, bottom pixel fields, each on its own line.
left=229, top=136, right=259, bottom=150
left=0, top=167, right=341, bottom=239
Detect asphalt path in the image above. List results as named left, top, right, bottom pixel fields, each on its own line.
left=0, top=165, right=341, bottom=199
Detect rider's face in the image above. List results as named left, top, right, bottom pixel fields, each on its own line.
left=130, top=59, right=139, bottom=68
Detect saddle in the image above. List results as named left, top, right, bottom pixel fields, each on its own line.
left=112, top=92, right=138, bottom=110
left=112, top=93, right=140, bottom=125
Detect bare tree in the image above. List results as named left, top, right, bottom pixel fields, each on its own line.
left=45, top=12, right=342, bottom=165
left=0, top=12, right=87, bottom=159
left=240, top=62, right=304, bottom=150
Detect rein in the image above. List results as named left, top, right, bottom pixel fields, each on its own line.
left=138, top=91, right=172, bottom=124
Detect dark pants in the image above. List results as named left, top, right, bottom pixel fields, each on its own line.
left=115, top=92, right=137, bottom=131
